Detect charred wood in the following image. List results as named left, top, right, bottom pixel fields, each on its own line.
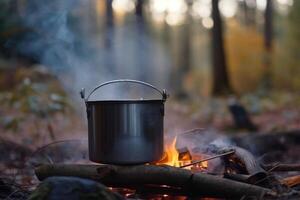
left=208, top=145, right=266, bottom=177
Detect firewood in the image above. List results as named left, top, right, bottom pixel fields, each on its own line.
left=205, top=145, right=267, bottom=178
left=224, top=173, right=263, bottom=184
left=224, top=173, right=251, bottom=183
left=35, top=164, right=274, bottom=199
left=177, top=147, right=192, bottom=161
left=220, top=146, right=267, bottom=177
left=281, top=175, right=300, bottom=187
left=224, top=173, right=287, bottom=192
left=262, top=164, right=300, bottom=172
left=221, top=147, right=292, bottom=192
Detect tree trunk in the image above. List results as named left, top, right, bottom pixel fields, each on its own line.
left=105, top=0, right=114, bottom=49
left=105, top=0, right=114, bottom=29
left=264, top=0, right=273, bottom=51
left=262, top=0, right=273, bottom=90
left=134, top=0, right=148, bottom=81
left=241, top=0, right=256, bottom=26
left=135, top=0, right=143, bottom=17
left=105, top=0, right=115, bottom=73
left=211, top=0, right=232, bottom=95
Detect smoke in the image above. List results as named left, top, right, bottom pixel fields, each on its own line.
left=14, top=0, right=171, bottom=101
left=176, top=128, right=235, bottom=152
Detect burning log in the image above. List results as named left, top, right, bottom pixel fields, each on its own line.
left=202, top=145, right=288, bottom=191
left=215, top=146, right=267, bottom=177
left=224, top=147, right=266, bottom=175
left=35, top=164, right=274, bottom=199
left=281, top=175, right=300, bottom=188
left=218, top=146, right=290, bottom=191
left=177, top=147, right=192, bottom=161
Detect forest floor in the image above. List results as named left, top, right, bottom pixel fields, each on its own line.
left=1, top=61, right=300, bottom=198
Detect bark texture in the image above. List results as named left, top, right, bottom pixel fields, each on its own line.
left=35, top=164, right=273, bottom=199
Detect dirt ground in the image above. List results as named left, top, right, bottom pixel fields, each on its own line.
left=1, top=65, right=300, bottom=199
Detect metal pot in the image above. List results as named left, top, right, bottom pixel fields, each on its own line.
left=80, top=79, right=168, bottom=164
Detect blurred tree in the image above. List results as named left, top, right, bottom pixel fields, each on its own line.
left=261, top=0, right=273, bottom=90
left=135, top=0, right=144, bottom=17
left=240, top=0, right=256, bottom=26
left=105, top=0, right=116, bottom=74
left=135, top=0, right=145, bottom=25
left=264, top=0, right=273, bottom=51
left=177, top=22, right=191, bottom=98
left=0, top=0, right=27, bottom=58
left=105, top=0, right=114, bottom=25
left=211, top=0, right=232, bottom=95
left=135, top=0, right=148, bottom=81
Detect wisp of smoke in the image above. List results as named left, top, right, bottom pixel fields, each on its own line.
left=13, top=0, right=172, bottom=102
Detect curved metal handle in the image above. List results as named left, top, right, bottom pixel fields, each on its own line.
left=81, top=79, right=168, bottom=101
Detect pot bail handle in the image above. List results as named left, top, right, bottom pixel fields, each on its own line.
left=80, top=79, right=168, bottom=101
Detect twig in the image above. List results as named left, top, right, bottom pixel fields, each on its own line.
left=27, top=139, right=87, bottom=167
left=4, top=189, right=20, bottom=200
left=180, top=150, right=235, bottom=168
left=263, top=163, right=300, bottom=172
left=265, top=162, right=281, bottom=173
left=180, top=128, right=205, bottom=135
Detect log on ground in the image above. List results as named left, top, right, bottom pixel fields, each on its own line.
left=35, top=164, right=274, bottom=199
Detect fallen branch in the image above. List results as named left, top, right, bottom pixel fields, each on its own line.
left=263, top=164, right=300, bottom=172
left=35, top=164, right=274, bottom=199
left=281, top=175, right=300, bottom=187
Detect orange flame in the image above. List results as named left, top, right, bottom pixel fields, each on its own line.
left=157, top=136, right=208, bottom=170
left=164, top=136, right=180, bottom=167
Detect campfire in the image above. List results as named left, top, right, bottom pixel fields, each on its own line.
left=109, top=136, right=212, bottom=199
left=98, top=135, right=213, bottom=199
left=31, top=81, right=300, bottom=199
left=34, top=131, right=300, bottom=200
left=156, top=136, right=208, bottom=171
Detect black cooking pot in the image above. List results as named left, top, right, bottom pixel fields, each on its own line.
left=80, top=79, right=168, bottom=164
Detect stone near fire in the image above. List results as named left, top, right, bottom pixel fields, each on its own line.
left=28, top=176, right=124, bottom=200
